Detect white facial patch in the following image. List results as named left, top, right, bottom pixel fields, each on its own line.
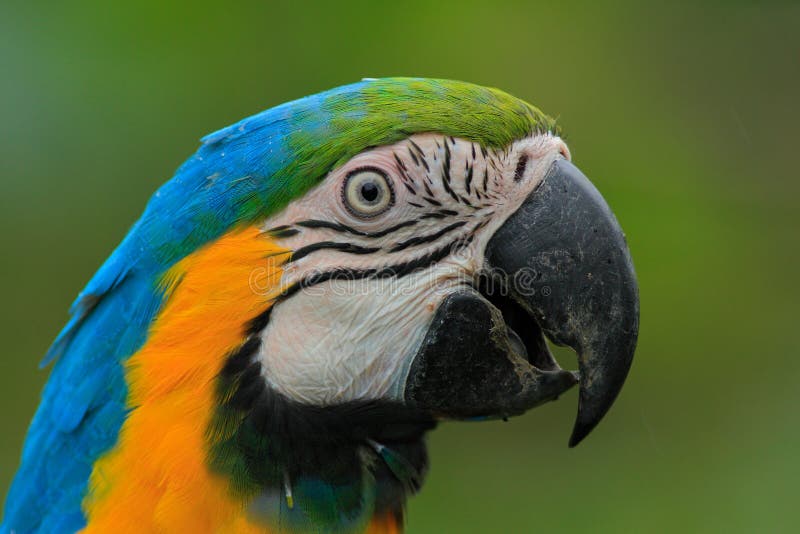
left=259, top=268, right=467, bottom=403
left=258, top=132, right=569, bottom=404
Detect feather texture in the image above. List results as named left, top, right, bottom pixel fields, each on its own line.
left=83, top=226, right=289, bottom=532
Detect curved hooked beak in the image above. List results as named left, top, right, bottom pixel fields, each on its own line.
left=484, top=158, right=640, bottom=446
left=403, top=158, right=639, bottom=447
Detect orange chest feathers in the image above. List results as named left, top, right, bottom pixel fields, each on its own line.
left=82, top=226, right=288, bottom=532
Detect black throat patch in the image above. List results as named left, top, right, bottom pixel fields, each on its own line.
left=207, top=307, right=436, bottom=531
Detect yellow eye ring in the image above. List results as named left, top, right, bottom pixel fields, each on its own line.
left=342, top=167, right=394, bottom=218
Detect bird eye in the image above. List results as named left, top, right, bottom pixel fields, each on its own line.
left=342, top=167, right=394, bottom=218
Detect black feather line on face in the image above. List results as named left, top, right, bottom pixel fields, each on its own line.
left=408, top=140, right=429, bottom=172
left=295, top=219, right=417, bottom=239
left=419, top=209, right=457, bottom=220
left=407, top=146, right=420, bottom=167
left=266, top=225, right=301, bottom=238
left=393, top=153, right=408, bottom=173
left=440, top=142, right=460, bottom=204
left=390, top=221, right=466, bottom=253
left=465, top=162, right=474, bottom=196
left=280, top=235, right=473, bottom=299
left=392, top=153, right=419, bottom=196
left=422, top=180, right=434, bottom=197
left=457, top=194, right=475, bottom=209
left=290, top=241, right=380, bottom=263
left=402, top=181, right=417, bottom=195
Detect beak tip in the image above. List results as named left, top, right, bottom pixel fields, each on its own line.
left=567, top=417, right=595, bottom=448
left=567, top=435, right=582, bottom=449
left=568, top=352, right=635, bottom=448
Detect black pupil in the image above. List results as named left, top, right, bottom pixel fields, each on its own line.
left=360, top=181, right=380, bottom=203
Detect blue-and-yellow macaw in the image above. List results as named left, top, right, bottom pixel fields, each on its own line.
left=2, top=78, right=639, bottom=533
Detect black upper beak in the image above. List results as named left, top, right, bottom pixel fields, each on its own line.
left=485, top=158, right=639, bottom=447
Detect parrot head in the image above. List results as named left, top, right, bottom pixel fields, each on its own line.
left=252, top=129, right=636, bottom=440
left=4, top=78, right=639, bottom=533
left=198, top=78, right=639, bottom=530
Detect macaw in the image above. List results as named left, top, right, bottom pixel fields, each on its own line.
left=2, top=78, right=639, bottom=533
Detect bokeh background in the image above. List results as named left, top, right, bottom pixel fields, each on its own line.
left=1, top=1, right=798, bottom=532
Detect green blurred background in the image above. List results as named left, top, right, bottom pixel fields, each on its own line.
left=1, top=1, right=798, bottom=532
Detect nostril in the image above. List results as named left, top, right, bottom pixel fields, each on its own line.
left=557, top=141, right=572, bottom=161
left=513, top=155, right=530, bottom=182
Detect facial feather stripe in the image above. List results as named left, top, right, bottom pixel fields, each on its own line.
left=278, top=235, right=474, bottom=300
left=264, top=135, right=511, bottom=271
left=254, top=132, right=567, bottom=408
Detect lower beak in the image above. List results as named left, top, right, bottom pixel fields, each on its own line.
left=484, top=158, right=639, bottom=446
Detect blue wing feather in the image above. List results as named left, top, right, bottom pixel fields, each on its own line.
left=2, top=273, right=161, bottom=533
left=2, top=80, right=378, bottom=532
left=0, top=100, right=301, bottom=532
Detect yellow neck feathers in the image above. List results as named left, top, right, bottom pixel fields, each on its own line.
left=83, top=226, right=288, bottom=533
